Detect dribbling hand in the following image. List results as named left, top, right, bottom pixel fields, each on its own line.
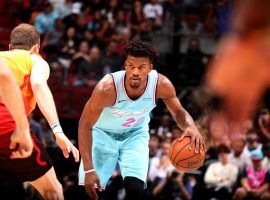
left=178, top=126, right=206, bottom=153
left=55, top=132, right=80, bottom=162
left=85, top=171, right=102, bottom=200
left=10, top=129, right=33, bottom=159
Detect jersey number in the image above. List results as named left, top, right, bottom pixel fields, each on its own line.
left=121, top=117, right=144, bottom=127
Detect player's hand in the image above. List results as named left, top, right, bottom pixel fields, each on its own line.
left=10, top=129, right=33, bottom=159
left=178, top=126, right=206, bottom=154
left=85, top=171, right=102, bottom=200
left=55, top=132, right=80, bottom=162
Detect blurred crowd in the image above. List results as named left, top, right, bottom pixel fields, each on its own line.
left=15, top=0, right=237, bottom=87
left=1, top=0, right=270, bottom=199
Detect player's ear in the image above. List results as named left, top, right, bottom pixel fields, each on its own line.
left=30, top=44, right=40, bottom=54
left=124, top=60, right=128, bottom=70
left=150, top=63, right=153, bottom=70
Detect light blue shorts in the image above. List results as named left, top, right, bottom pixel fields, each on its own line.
left=78, top=127, right=150, bottom=188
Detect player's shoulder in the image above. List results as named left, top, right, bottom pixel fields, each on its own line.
left=31, top=54, right=48, bottom=65
left=156, top=73, right=176, bottom=98
left=157, top=73, right=172, bottom=87
left=94, top=74, right=115, bottom=96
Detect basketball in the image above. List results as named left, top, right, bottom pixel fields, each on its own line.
left=169, top=136, right=205, bottom=172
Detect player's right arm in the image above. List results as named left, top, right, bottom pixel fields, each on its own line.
left=78, top=74, right=115, bottom=199
left=0, top=58, right=33, bottom=158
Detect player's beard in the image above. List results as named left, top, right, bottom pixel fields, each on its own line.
left=130, top=83, right=140, bottom=89
left=130, top=77, right=141, bottom=89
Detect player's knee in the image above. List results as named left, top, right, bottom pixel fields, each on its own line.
left=124, top=177, right=144, bottom=200
left=44, top=183, right=63, bottom=200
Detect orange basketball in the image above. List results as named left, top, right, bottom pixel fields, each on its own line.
left=169, top=136, right=205, bottom=172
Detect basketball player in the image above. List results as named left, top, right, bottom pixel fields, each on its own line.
left=78, top=39, right=205, bottom=200
left=0, top=58, right=33, bottom=159
left=206, top=0, right=270, bottom=142
left=0, top=24, right=79, bottom=199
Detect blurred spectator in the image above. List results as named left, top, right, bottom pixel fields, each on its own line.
left=128, top=1, right=145, bottom=33
left=135, top=19, right=155, bottom=42
left=201, top=2, right=217, bottom=34
left=34, top=2, right=59, bottom=35
left=152, top=171, right=193, bottom=200
left=62, top=10, right=79, bottom=28
left=171, top=125, right=182, bottom=141
left=178, top=13, right=204, bottom=54
left=198, top=125, right=213, bottom=150
left=156, top=114, right=172, bottom=138
left=234, top=149, right=270, bottom=200
left=83, top=30, right=100, bottom=47
left=148, top=131, right=194, bottom=200
left=71, top=2, right=82, bottom=16
left=58, top=26, right=77, bottom=68
left=102, top=40, right=124, bottom=74
left=122, top=0, right=133, bottom=12
left=89, top=0, right=104, bottom=12
left=75, top=46, right=102, bottom=86
left=229, top=138, right=250, bottom=172
left=41, top=18, right=64, bottom=58
left=28, top=7, right=42, bottom=25
left=242, top=129, right=263, bottom=159
left=208, top=110, right=230, bottom=146
left=262, top=143, right=270, bottom=169
left=204, top=144, right=238, bottom=200
left=149, top=134, right=160, bottom=161
left=72, top=41, right=90, bottom=65
left=257, top=108, right=270, bottom=143
left=53, top=0, right=73, bottom=19
left=97, top=18, right=116, bottom=46
left=178, top=38, right=206, bottom=86
left=216, top=0, right=233, bottom=36
left=114, top=10, right=128, bottom=34
left=116, top=27, right=132, bottom=56
left=104, top=0, right=119, bottom=25
left=148, top=140, right=174, bottom=183
left=242, top=118, right=254, bottom=135
left=143, top=0, right=163, bottom=28
left=75, top=15, right=87, bottom=40
left=87, top=10, right=103, bottom=33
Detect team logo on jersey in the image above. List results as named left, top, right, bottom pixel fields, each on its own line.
left=112, top=108, right=149, bottom=117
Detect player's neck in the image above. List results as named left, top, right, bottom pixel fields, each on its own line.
left=124, top=79, right=148, bottom=100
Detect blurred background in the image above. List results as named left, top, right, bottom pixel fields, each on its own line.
left=1, top=0, right=270, bottom=199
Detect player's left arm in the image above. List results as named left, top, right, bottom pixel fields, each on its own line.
left=156, top=73, right=205, bottom=153
left=30, top=54, right=79, bottom=162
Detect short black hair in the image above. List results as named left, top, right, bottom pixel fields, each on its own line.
left=123, top=39, right=159, bottom=63
left=217, top=144, right=231, bottom=154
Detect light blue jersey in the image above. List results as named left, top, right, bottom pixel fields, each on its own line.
left=94, top=70, right=158, bottom=133
left=79, top=70, right=159, bottom=188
